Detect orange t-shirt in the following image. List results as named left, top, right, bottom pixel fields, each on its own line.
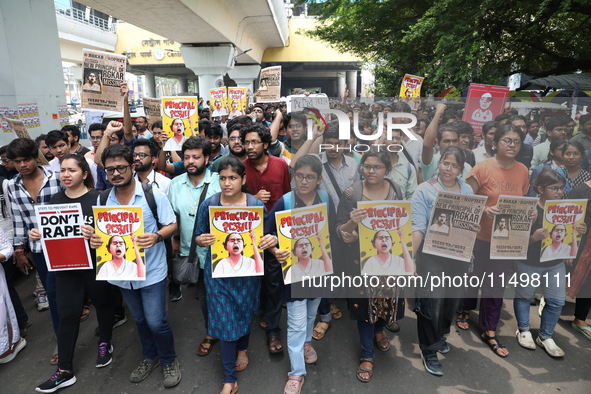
left=467, top=158, right=530, bottom=242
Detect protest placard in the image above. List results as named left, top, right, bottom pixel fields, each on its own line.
left=161, top=96, right=198, bottom=140
left=462, top=83, right=510, bottom=134
left=209, top=88, right=228, bottom=117
left=423, top=192, right=487, bottom=262
left=357, top=201, right=413, bottom=276
left=227, top=87, right=246, bottom=119
left=288, top=95, right=330, bottom=113
left=93, top=206, right=145, bottom=281
left=57, top=105, right=69, bottom=127
left=2, top=117, right=49, bottom=165
left=541, top=199, right=587, bottom=262
left=257, top=66, right=281, bottom=102
left=81, top=49, right=126, bottom=111
left=18, top=103, right=40, bottom=129
left=35, top=203, right=92, bottom=271
left=490, top=196, right=538, bottom=259
left=275, top=203, right=332, bottom=285
left=143, top=97, right=162, bottom=123
left=209, top=206, right=265, bottom=278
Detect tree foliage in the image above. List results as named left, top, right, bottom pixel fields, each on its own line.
left=304, top=0, right=591, bottom=96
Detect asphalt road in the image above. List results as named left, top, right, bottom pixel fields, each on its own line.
left=1, top=273, right=590, bottom=394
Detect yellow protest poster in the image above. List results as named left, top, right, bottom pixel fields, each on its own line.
left=275, top=203, right=332, bottom=285
left=93, top=206, right=145, bottom=281
left=358, top=201, right=413, bottom=276
left=227, top=87, right=247, bottom=119
left=161, top=96, right=198, bottom=140
left=541, top=199, right=587, bottom=262
left=209, top=88, right=229, bottom=117
left=209, top=206, right=265, bottom=278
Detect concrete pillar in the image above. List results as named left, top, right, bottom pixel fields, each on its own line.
left=178, top=77, right=188, bottom=93
left=337, top=72, right=346, bottom=98
left=228, top=65, right=261, bottom=97
left=0, top=0, right=66, bottom=145
left=347, top=71, right=357, bottom=98
left=144, top=71, right=156, bottom=97
left=180, top=45, right=236, bottom=100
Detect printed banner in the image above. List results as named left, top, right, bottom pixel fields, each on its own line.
left=541, top=199, right=587, bottom=262
left=35, top=203, right=93, bottom=271
left=0, top=107, right=18, bottom=131
left=209, top=88, right=229, bottom=118
left=93, top=206, right=145, bottom=281
left=257, top=66, right=281, bottom=102
left=82, top=49, right=126, bottom=111
left=143, top=97, right=162, bottom=123
left=490, top=196, right=538, bottom=259
left=358, top=201, right=413, bottom=276
left=462, top=83, right=510, bottom=134
left=288, top=95, right=330, bottom=113
left=227, top=87, right=247, bottom=119
left=58, top=105, right=69, bottom=127
left=209, top=207, right=265, bottom=278
left=161, top=96, right=198, bottom=142
left=17, top=103, right=40, bottom=129
left=275, top=203, right=332, bottom=285
left=423, top=192, right=487, bottom=262
left=2, top=117, right=49, bottom=166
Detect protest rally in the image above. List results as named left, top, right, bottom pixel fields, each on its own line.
left=1, top=1, right=591, bottom=393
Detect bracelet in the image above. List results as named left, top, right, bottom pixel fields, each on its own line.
left=14, top=249, right=25, bottom=254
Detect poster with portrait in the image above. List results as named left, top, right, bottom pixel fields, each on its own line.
left=423, top=192, right=487, bottom=262
left=257, top=66, right=281, bottom=103
left=275, top=203, right=332, bottom=285
left=209, top=88, right=228, bottom=118
left=143, top=97, right=162, bottom=123
left=462, top=83, right=510, bottom=134
left=161, top=96, right=198, bottom=150
left=58, top=105, right=70, bottom=127
left=358, top=201, right=413, bottom=276
left=35, top=203, right=93, bottom=271
left=489, top=196, right=538, bottom=259
left=540, top=199, right=587, bottom=263
left=2, top=117, right=49, bottom=166
left=209, top=206, right=265, bottom=278
left=227, top=88, right=247, bottom=119
left=93, top=206, right=145, bottom=281
left=18, top=103, right=40, bottom=129
left=81, top=49, right=126, bottom=111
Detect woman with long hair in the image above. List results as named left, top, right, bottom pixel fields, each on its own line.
left=558, top=141, right=591, bottom=197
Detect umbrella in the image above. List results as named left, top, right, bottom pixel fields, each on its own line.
left=528, top=73, right=591, bottom=90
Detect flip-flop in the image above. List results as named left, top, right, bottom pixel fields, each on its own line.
left=80, top=305, right=91, bottom=322
left=312, top=321, right=330, bottom=340
left=236, top=350, right=249, bottom=372
left=571, top=322, right=591, bottom=341
left=196, top=337, right=219, bottom=356
left=220, top=382, right=239, bottom=394
left=268, top=336, right=284, bottom=354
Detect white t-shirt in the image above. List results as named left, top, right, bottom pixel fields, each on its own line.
left=362, top=254, right=407, bottom=275
left=285, top=258, right=327, bottom=285
left=541, top=242, right=571, bottom=261
left=97, top=259, right=139, bottom=280
left=163, top=136, right=187, bottom=151
left=493, top=229, right=508, bottom=237
left=213, top=256, right=257, bottom=277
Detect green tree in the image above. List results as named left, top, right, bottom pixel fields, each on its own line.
left=304, top=0, right=591, bottom=96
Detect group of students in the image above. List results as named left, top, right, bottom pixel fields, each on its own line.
left=1, top=95, right=591, bottom=394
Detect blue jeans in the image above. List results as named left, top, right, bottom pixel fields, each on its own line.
left=318, top=298, right=332, bottom=323
left=220, top=334, right=250, bottom=383
left=513, top=262, right=566, bottom=340
left=287, top=298, right=321, bottom=377
left=357, top=318, right=387, bottom=359
left=33, top=252, right=58, bottom=336
left=120, top=279, right=176, bottom=365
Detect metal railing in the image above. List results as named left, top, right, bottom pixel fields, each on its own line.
left=54, top=1, right=116, bottom=33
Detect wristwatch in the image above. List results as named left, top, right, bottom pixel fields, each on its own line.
left=156, top=233, right=164, bottom=243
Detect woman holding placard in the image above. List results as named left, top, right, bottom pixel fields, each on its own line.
left=31, top=154, right=115, bottom=393
left=195, top=157, right=276, bottom=394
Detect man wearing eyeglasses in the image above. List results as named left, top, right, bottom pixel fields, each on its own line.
left=210, top=120, right=248, bottom=173
left=132, top=139, right=170, bottom=195
left=283, top=112, right=307, bottom=154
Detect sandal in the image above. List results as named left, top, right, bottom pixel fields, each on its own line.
left=80, top=305, right=91, bottom=322
left=356, top=357, right=373, bottom=383
left=220, top=382, right=239, bottom=394
left=456, top=311, right=470, bottom=331
left=330, top=303, right=342, bottom=320
left=267, top=335, right=284, bottom=354
left=284, top=375, right=304, bottom=394
left=312, top=321, right=330, bottom=340
left=236, top=350, right=249, bottom=372
left=196, top=337, right=218, bottom=357
left=374, top=331, right=391, bottom=352
left=50, top=353, right=58, bottom=365
left=304, top=342, right=317, bottom=364
left=481, top=332, right=508, bottom=358
left=259, top=315, right=268, bottom=330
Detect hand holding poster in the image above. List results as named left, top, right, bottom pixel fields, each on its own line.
left=275, top=203, right=332, bottom=285
left=93, top=206, right=145, bottom=281
left=358, top=201, right=413, bottom=275
left=541, top=199, right=588, bottom=262
left=462, top=83, right=510, bottom=133
left=257, top=66, right=281, bottom=103
left=423, top=192, right=487, bottom=262
left=35, top=204, right=93, bottom=271
left=227, top=88, right=246, bottom=119
left=490, top=196, right=538, bottom=259
left=209, top=88, right=229, bottom=117
left=209, top=207, right=265, bottom=278
left=82, top=49, right=126, bottom=111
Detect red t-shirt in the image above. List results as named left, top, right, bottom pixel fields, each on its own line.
left=467, top=158, right=529, bottom=242
left=244, top=155, right=291, bottom=211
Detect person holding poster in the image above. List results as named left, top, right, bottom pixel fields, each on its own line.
left=89, top=145, right=180, bottom=388
left=336, top=150, right=404, bottom=383
left=513, top=169, right=583, bottom=358
left=267, top=154, right=335, bottom=394
left=195, top=157, right=276, bottom=394
left=412, top=147, right=478, bottom=375
left=461, top=124, right=530, bottom=358
left=32, top=154, right=117, bottom=393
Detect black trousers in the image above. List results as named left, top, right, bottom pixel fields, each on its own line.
left=264, top=251, right=284, bottom=338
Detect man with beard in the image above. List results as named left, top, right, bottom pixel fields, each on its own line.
left=203, top=121, right=229, bottom=164
left=136, top=116, right=152, bottom=139
left=210, top=121, right=247, bottom=172
left=132, top=139, right=170, bottom=195
left=283, top=111, right=307, bottom=154
left=167, top=137, right=220, bottom=353
left=34, top=135, right=55, bottom=162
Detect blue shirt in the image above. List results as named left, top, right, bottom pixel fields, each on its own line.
left=411, top=177, right=474, bottom=236
left=97, top=179, right=176, bottom=289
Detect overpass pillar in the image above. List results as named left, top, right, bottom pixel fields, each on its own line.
left=228, top=65, right=261, bottom=96
left=180, top=45, right=236, bottom=100
left=347, top=71, right=357, bottom=97
left=337, top=72, right=346, bottom=98
left=178, top=77, right=188, bottom=93
left=144, top=71, right=156, bottom=97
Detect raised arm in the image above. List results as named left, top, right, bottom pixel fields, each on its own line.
left=250, top=230, right=264, bottom=274
left=95, top=120, right=123, bottom=168
left=316, top=232, right=332, bottom=273
left=270, top=109, right=283, bottom=143
left=422, top=103, right=446, bottom=166
left=121, top=83, right=134, bottom=144
left=398, top=229, right=413, bottom=273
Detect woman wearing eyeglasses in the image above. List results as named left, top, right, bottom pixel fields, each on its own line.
left=459, top=124, right=530, bottom=358
left=335, top=150, right=405, bottom=383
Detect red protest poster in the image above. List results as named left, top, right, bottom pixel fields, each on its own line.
left=462, top=83, right=510, bottom=133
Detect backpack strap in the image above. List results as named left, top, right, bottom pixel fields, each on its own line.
left=323, top=161, right=343, bottom=199
left=427, top=177, right=445, bottom=192
left=99, top=187, right=112, bottom=206
left=99, top=183, right=160, bottom=229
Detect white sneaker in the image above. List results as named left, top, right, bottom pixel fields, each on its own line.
left=36, top=293, right=49, bottom=312
left=536, top=337, right=564, bottom=357
left=516, top=330, right=536, bottom=350
left=0, top=338, right=26, bottom=364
